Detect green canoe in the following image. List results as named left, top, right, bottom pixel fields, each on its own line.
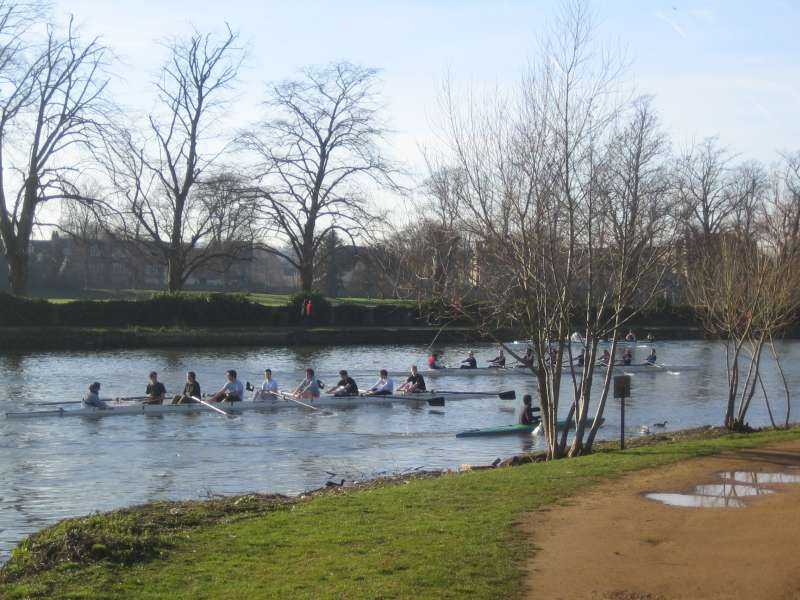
left=455, top=417, right=604, bottom=438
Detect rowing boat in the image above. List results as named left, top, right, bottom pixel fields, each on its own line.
left=392, top=363, right=692, bottom=378
left=456, top=417, right=606, bottom=438
left=6, top=390, right=513, bottom=420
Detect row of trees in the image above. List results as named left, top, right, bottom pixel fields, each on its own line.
left=373, top=1, right=800, bottom=455
left=0, top=2, right=396, bottom=295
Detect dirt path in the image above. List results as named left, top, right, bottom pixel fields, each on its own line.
left=524, top=440, right=800, bottom=600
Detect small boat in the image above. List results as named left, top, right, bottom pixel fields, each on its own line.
left=392, top=367, right=533, bottom=377
left=456, top=417, right=605, bottom=438
left=6, top=390, right=515, bottom=420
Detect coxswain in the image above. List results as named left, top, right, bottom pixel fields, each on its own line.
left=83, top=382, right=107, bottom=409
left=460, top=350, right=477, bottom=369
left=645, top=348, right=657, bottom=365
left=488, top=348, right=506, bottom=368
left=209, top=369, right=244, bottom=402
left=519, top=394, right=538, bottom=425
left=398, top=365, right=426, bottom=393
left=427, top=351, right=445, bottom=370
left=293, top=368, right=322, bottom=401
left=172, top=371, right=201, bottom=404
left=621, top=348, right=633, bottom=366
left=145, top=371, right=166, bottom=405
left=252, top=368, right=279, bottom=401
left=625, top=330, right=636, bottom=342
left=365, top=369, right=394, bottom=396
left=328, top=370, right=359, bottom=397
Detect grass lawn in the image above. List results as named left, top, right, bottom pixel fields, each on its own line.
left=3, top=427, right=799, bottom=599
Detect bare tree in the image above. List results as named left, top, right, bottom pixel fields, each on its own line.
left=102, top=26, right=250, bottom=292
left=0, top=8, right=110, bottom=295
left=239, top=61, right=398, bottom=293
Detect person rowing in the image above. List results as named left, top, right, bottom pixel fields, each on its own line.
left=172, top=371, right=201, bottom=404
left=398, top=365, right=426, bottom=393
left=460, top=350, right=477, bottom=369
left=145, top=371, right=166, bottom=405
left=488, top=348, right=506, bottom=368
left=209, top=369, right=244, bottom=403
left=519, top=394, right=538, bottom=425
left=83, top=382, right=108, bottom=409
left=328, top=370, right=359, bottom=397
left=428, top=351, right=445, bottom=370
left=625, top=330, right=636, bottom=342
left=518, top=347, right=534, bottom=368
left=252, top=368, right=279, bottom=402
left=600, top=349, right=611, bottom=365
left=293, top=368, right=322, bottom=401
left=365, top=369, right=394, bottom=396
left=645, top=348, right=657, bottom=365
left=621, top=348, right=633, bottom=366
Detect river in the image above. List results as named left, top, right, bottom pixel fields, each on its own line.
left=1, top=340, right=798, bottom=562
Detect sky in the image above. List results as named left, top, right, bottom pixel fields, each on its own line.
left=49, top=0, right=800, bottom=217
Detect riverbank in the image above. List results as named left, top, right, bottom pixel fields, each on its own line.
left=2, top=426, right=798, bottom=599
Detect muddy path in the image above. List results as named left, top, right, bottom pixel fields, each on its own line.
left=524, top=441, right=800, bottom=599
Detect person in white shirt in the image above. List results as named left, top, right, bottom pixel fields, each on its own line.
left=253, top=368, right=279, bottom=401
left=365, top=369, right=394, bottom=396
left=209, top=369, right=244, bottom=402
left=83, top=382, right=108, bottom=409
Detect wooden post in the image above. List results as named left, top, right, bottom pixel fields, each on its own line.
left=614, top=375, right=631, bottom=450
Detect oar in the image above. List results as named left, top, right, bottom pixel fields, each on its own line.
left=435, top=390, right=516, bottom=400
left=653, top=362, right=681, bottom=375
left=277, top=391, right=319, bottom=411
left=191, top=396, right=234, bottom=417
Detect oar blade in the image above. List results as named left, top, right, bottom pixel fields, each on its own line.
left=427, top=397, right=445, bottom=407
left=497, top=390, right=516, bottom=400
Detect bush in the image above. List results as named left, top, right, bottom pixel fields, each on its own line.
left=289, top=291, right=331, bottom=324
left=0, top=293, right=54, bottom=326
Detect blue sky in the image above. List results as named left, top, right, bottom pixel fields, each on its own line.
left=52, top=0, right=799, bottom=190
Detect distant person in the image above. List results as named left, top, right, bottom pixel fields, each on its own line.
left=365, top=369, right=394, bottom=396
left=328, top=370, right=359, bottom=397
left=621, top=348, right=633, bottom=366
left=519, top=394, right=537, bottom=425
left=145, top=371, right=166, bottom=405
left=519, top=347, right=534, bottom=368
left=83, top=382, right=107, bottom=409
left=600, top=349, right=611, bottom=365
left=209, top=369, right=244, bottom=403
left=460, top=350, right=477, bottom=369
left=293, top=368, right=322, bottom=401
left=645, top=348, right=657, bottom=365
left=427, top=351, right=445, bottom=370
left=625, top=330, right=636, bottom=342
left=398, top=365, right=426, bottom=393
left=172, top=371, right=201, bottom=404
left=489, top=348, right=506, bottom=368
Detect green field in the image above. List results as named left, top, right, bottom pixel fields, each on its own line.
left=2, top=427, right=798, bottom=599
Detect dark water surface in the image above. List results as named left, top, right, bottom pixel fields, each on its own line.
left=1, top=340, right=798, bottom=561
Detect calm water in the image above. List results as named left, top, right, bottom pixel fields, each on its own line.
left=1, top=340, right=798, bottom=561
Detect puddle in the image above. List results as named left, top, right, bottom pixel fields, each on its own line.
left=645, top=469, right=800, bottom=509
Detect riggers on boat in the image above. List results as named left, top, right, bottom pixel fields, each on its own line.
left=6, top=390, right=516, bottom=420
left=455, top=417, right=605, bottom=438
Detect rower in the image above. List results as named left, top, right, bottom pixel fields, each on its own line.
left=621, top=348, right=633, bottom=366
left=209, top=369, right=244, bottom=403
left=83, top=382, right=108, bottom=409
left=519, top=347, right=534, bottom=368
left=365, top=369, right=394, bottom=396
left=625, top=330, right=636, bottom=342
left=145, top=371, right=166, bottom=405
left=428, top=351, right=445, bottom=370
left=600, top=349, right=611, bottom=365
left=645, top=348, right=657, bottom=365
left=328, top=370, right=359, bottom=397
left=460, top=350, right=477, bottom=370
left=519, top=394, right=538, bottom=425
left=172, top=371, right=201, bottom=404
left=253, top=368, right=279, bottom=402
left=575, top=349, right=586, bottom=367
left=293, top=368, right=322, bottom=401
left=398, top=365, right=426, bottom=393
left=488, top=348, right=506, bottom=368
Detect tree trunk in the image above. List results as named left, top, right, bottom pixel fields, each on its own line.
left=7, top=250, right=28, bottom=296
left=167, top=254, right=183, bottom=292
left=299, top=261, right=314, bottom=293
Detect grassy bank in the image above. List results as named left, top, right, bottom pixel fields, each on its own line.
left=2, top=427, right=799, bottom=599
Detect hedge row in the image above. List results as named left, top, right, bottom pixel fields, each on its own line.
left=0, top=292, right=425, bottom=328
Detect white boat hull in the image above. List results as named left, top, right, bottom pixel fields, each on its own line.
left=6, top=390, right=509, bottom=420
